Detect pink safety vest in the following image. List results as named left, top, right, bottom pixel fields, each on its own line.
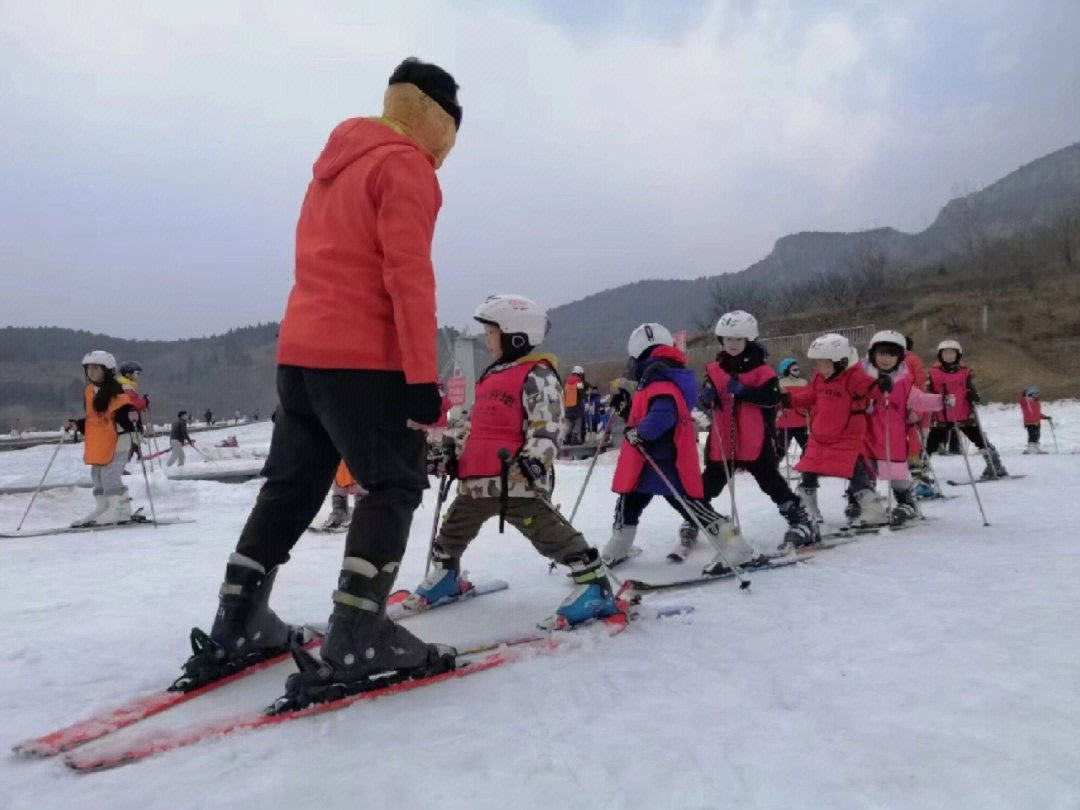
left=612, top=380, right=704, bottom=498
left=705, top=362, right=776, bottom=462
left=928, top=365, right=971, bottom=422
left=457, top=359, right=547, bottom=479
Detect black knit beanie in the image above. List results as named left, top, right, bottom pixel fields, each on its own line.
left=388, top=57, right=461, bottom=129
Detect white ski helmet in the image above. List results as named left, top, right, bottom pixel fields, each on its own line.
left=714, top=310, right=758, bottom=340
left=571, top=365, right=584, bottom=376
left=627, top=322, right=674, bottom=359
left=936, top=339, right=962, bottom=359
left=807, top=333, right=858, bottom=369
left=81, top=350, right=117, bottom=371
left=472, top=294, right=550, bottom=348
left=868, top=330, right=906, bottom=355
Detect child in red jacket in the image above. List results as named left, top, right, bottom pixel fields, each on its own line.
left=1019, top=386, right=1050, bottom=454
left=784, top=333, right=881, bottom=527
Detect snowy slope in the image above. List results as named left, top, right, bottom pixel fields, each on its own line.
left=2, top=406, right=1079, bottom=810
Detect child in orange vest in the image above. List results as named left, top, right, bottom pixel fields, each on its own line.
left=318, top=462, right=369, bottom=530
left=68, top=350, right=140, bottom=526
left=405, top=295, right=617, bottom=630
left=1019, top=386, right=1050, bottom=454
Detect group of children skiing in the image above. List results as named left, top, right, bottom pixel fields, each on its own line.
left=68, top=298, right=1046, bottom=633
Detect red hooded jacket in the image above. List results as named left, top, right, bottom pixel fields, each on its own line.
left=790, top=364, right=875, bottom=478
left=276, top=118, right=442, bottom=383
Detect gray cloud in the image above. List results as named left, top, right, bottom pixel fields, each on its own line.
left=2, top=0, right=1079, bottom=339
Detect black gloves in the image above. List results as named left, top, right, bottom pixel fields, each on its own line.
left=877, top=374, right=893, bottom=394
left=406, top=382, right=442, bottom=425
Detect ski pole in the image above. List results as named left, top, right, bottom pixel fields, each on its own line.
left=950, top=423, right=990, bottom=526
left=633, top=441, right=751, bottom=589
left=1046, top=417, right=1059, bottom=453
left=969, top=404, right=1003, bottom=479
left=717, top=392, right=742, bottom=534
left=424, top=437, right=456, bottom=578
left=497, top=448, right=511, bottom=534
left=567, top=415, right=618, bottom=525
left=883, top=392, right=893, bottom=519
left=134, top=436, right=158, bottom=526
left=16, top=431, right=68, bottom=531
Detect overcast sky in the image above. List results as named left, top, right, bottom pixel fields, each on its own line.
left=3, top=0, right=1079, bottom=340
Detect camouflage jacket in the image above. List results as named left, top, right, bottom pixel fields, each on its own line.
left=448, top=357, right=563, bottom=499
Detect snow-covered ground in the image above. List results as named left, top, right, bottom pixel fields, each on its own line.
left=2, top=404, right=1078, bottom=810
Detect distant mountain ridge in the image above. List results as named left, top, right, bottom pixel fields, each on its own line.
left=544, top=140, right=1080, bottom=359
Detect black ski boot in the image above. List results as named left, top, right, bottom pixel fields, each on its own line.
left=780, top=500, right=819, bottom=548
left=271, top=556, right=455, bottom=713
left=170, top=553, right=311, bottom=692
left=319, top=494, right=350, bottom=530
left=979, top=446, right=1009, bottom=480
left=888, top=488, right=919, bottom=527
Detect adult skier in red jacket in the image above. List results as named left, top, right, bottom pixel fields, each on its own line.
left=177, top=59, right=464, bottom=709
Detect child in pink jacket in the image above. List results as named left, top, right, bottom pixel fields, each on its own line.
left=854, top=331, right=947, bottom=527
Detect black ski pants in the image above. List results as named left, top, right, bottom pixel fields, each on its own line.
left=235, top=366, right=428, bottom=572
left=1025, top=424, right=1041, bottom=443
left=775, top=426, right=808, bottom=455
left=702, top=444, right=797, bottom=512
left=926, top=421, right=986, bottom=455
left=614, top=490, right=725, bottom=531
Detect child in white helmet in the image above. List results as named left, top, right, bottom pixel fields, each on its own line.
left=782, top=333, right=882, bottom=526
left=925, top=340, right=1008, bottom=479
left=677, top=311, right=818, bottom=556
left=406, top=295, right=618, bottom=630
left=604, top=322, right=759, bottom=575
left=67, top=351, right=141, bottom=526
left=854, top=331, right=948, bottom=526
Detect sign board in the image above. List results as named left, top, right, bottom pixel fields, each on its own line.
left=446, top=376, right=467, bottom=406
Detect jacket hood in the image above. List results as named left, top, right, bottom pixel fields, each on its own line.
left=716, top=340, right=768, bottom=374
left=312, top=117, right=433, bottom=181
left=639, top=351, right=698, bottom=408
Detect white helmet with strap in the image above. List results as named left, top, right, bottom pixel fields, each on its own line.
left=807, top=333, right=858, bottom=369
left=936, top=339, right=962, bottom=358
left=868, top=330, right=906, bottom=354
left=81, top=350, right=117, bottom=370
left=627, top=322, right=674, bottom=359
left=714, top=310, right=758, bottom=340
left=472, top=294, right=550, bottom=348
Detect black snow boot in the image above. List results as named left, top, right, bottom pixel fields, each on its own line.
left=272, top=556, right=455, bottom=712
left=888, top=488, right=919, bottom=527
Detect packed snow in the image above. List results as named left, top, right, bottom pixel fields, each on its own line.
left=2, top=403, right=1079, bottom=809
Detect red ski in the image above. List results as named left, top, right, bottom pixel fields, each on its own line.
left=64, top=607, right=691, bottom=772
left=12, top=636, right=323, bottom=758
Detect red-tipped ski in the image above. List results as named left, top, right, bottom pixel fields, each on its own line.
left=64, top=607, right=689, bottom=772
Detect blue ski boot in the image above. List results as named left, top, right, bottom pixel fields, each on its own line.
left=542, top=549, right=618, bottom=630
left=402, top=554, right=471, bottom=611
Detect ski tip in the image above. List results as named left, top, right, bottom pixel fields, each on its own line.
left=12, top=740, right=58, bottom=759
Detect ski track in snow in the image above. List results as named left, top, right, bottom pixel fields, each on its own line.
left=2, top=405, right=1079, bottom=810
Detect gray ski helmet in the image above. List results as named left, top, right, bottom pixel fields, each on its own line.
left=119, top=361, right=142, bottom=377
